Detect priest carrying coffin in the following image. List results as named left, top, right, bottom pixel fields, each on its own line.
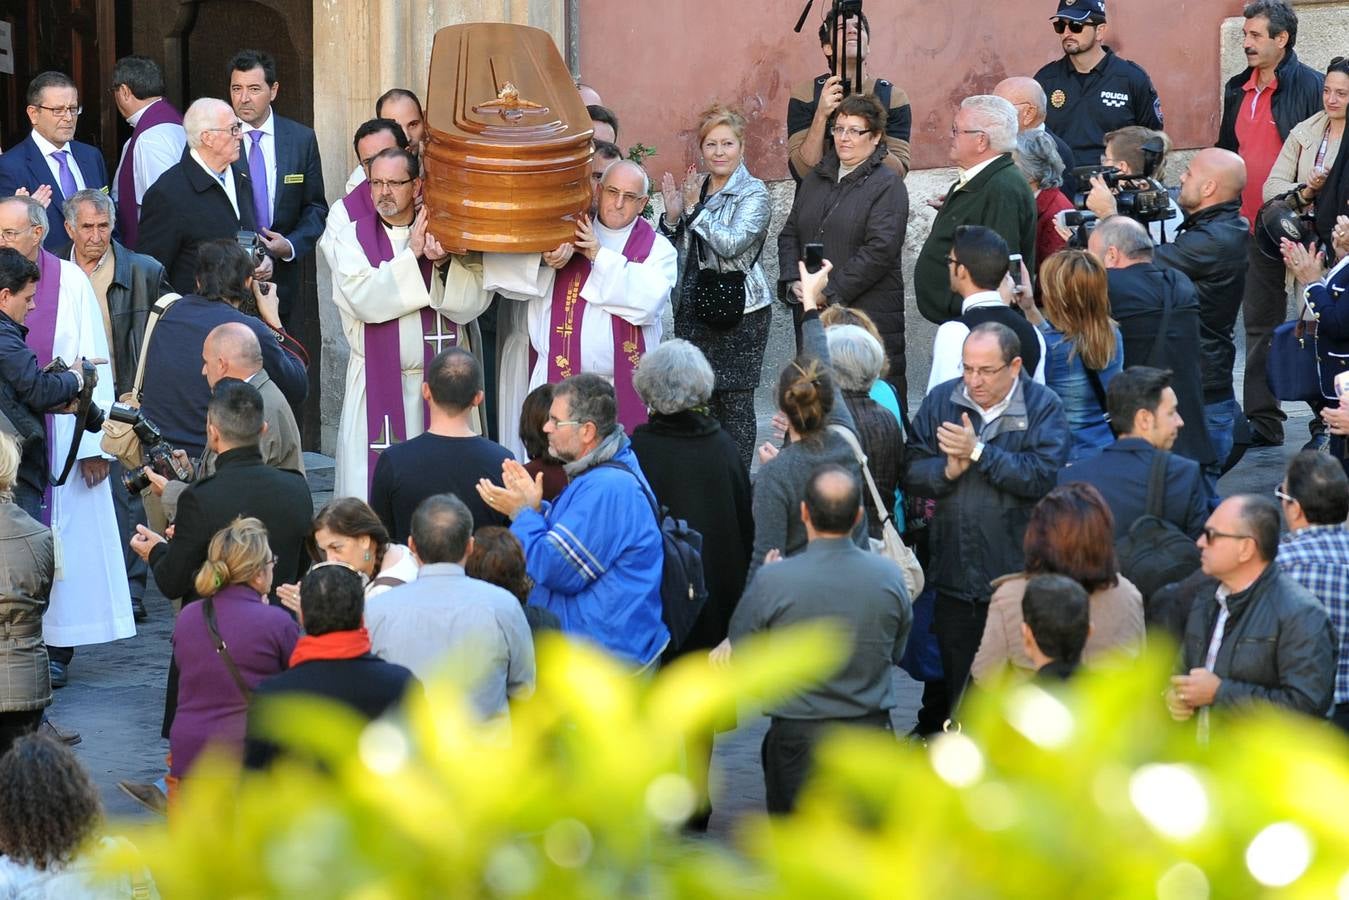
left=426, top=23, right=676, bottom=458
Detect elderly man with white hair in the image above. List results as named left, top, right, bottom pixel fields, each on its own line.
left=914, top=95, right=1038, bottom=325
left=442, top=159, right=677, bottom=457
left=137, top=96, right=272, bottom=294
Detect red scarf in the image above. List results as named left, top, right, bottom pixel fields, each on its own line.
left=289, top=626, right=372, bottom=667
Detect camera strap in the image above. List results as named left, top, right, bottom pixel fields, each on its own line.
left=128, top=293, right=184, bottom=405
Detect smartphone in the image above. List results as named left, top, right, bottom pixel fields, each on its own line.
left=1008, top=254, right=1024, bottom=294
left=1336, top=370, right=1349, bottom=398
left=803, top=243, right=825, bottom=274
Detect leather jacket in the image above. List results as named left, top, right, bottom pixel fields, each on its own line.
left=1182, top=561, right=1336, bottom=717
left=1153, top=199, right=1250, bottom=402
left=0, top=500, right=54, bottom=711
left=104, top=242, right=171, bottom=398
left=660, top=161, right=773, bottom=315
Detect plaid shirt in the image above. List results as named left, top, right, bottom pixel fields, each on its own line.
left=1279, top=524, right=1349, bottom=705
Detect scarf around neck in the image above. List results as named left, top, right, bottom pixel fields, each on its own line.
left=289, top=626, right=373, bottom=667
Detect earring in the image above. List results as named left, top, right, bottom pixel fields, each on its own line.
left=364, top=551, right=371, bottom=562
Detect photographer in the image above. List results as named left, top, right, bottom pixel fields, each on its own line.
left=1081, top=126, right=1182, bottom=241
left=0, top=249, right=84, bottom=519
left=138, top=239, right=306, bottom=467
left=786, top=8, right=912, bottom=180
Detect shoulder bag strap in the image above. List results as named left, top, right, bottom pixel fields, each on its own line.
left=128, top=292, right=182, bottom=404
left=1084, top=365, right=1110, bottom=422
left=1144, top=449, right=1169, bottom=520
left=202, top=596, right=253, bottom=702
left=1146, top=285, right=1174, bottom=369
left=596, top=460, right=662, bottom=522
left=828, top=424, right=894, bottom=530
left=369, top=575, right=406, bottom=590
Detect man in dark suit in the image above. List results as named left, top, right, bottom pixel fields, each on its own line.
left=1058, top=365, right=1210, bottom=540
left=1088, top=215, right=1217, bottom=471
left=137, top=97, right=272, bottom=295
left=130, top=378, right=311, bottom=601
left=227, top=49, right=327, bottom=337
left=0, top=71, right=111, bottom=255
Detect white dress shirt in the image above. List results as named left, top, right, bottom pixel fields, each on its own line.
left=189, top=149, right=239, bottom=219
left=926, top=291, right=1047, bottom=393
left=30, top=130, right=87, bottom=192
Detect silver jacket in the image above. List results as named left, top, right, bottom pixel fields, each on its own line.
left=660, top=162, right=774, bottom=314
left=0, top=500, right=53, bottom=711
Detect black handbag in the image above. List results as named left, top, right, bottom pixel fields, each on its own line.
left=1267, top=301, right=1349, bottom=403
left=684, top=234, right=749, bottom=331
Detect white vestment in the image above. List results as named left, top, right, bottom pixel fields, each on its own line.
left=319, top=216, right=474, bottom=500
left=42, top=260, right=135, bottom=647
left=440, top=218, right=676, bottom=457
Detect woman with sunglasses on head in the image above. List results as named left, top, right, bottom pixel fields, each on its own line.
left=659, top=104, right=773, bottom=469
left=777, top=92, right=910, bottom=402
left=168, top=517, right=299, bottom=802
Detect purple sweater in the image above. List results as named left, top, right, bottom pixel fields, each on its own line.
left=170, top=584, right=300, bottom=777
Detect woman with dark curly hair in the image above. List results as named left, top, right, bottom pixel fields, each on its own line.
left=465, top=526, right=559, bottom=635
left=0, top=732, right=157, bottom=896
left=970, top=482, right=1145, bottom=684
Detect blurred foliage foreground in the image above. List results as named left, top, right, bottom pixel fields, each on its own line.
left=100, top=625, right=1349, bottom=899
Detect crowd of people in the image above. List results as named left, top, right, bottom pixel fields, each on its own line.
left=1, top=0, right=1349, bottom=888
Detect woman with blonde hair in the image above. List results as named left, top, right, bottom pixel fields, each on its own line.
left=168, top=517, right=299, bottom=799
left=1017, top=250, right=1123, bottom=462
left=660, top=103, right=773, bottom=469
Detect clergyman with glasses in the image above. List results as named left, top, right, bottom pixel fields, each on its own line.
left=0, top=71, right=110, bottom=254
left=137, top=97, right=274, bottom=294
left=904, top=321, right=1069, bottom=723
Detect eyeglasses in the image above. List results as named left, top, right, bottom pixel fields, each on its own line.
left=831, top=126, right=873, bottom=139
left=0, top=226, right=35, bottom=242
left=602, top=185, right=646, bottom=206
left=547, top=415, right=583, bottom=428
left=370, top=178, right=415, bottom=191
left=946, top=255, right=960, bottom=266
left=1200, top=527, right=1254, bottom=544
left=1053, top=19, right=1097, bottom=34
left=962, top=363, right=1010, bottom=379
left=1274, top=487, right=1296, bottom=504
left=34, top=104, right=82, bottom=119
left=204, top=122, right=244, bottom=136
left=950, top=127, right=987, bottom=138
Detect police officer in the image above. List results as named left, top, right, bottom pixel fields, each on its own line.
left=1035, top=0, right=1163, bottom=172
left=785, top=11, right=912, bottom=181
left=0, top=248, right=87, bottom=520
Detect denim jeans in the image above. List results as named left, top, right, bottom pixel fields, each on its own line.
left=1203, top=398, right=1241, bottom=498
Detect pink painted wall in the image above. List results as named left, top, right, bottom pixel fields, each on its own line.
left=578, top=0, right=1246, bottom=181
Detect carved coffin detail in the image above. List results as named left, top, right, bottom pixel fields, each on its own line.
left=423, top=23, right=594, bottom=254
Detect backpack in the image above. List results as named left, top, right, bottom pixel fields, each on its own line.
left=1114, top=451, right=1202, bottom=602
left=598, top=462, right=709, bottom=653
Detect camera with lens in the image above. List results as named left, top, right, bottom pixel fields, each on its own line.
left=235, top=229, right=266, bottom=266
left=42, top=356, right=104, bottom=433
left=108, top=403, right=193, bottom=494
left=1069, top=134, right=1173, bottom=226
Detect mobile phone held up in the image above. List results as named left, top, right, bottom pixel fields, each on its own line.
left=803, top=243, right=825, bottom=274
left=1008, top=254, right=1024, bottom=294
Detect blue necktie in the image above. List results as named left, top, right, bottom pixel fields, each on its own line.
left=51, top=150, right=78, bottom=198
left=247, top=130, right=271, bottom=231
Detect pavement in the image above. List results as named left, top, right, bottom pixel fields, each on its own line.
left=53, top=337, right=1315, bottom=833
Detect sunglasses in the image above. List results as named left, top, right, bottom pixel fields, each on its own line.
left=1053, top=19, right=1098, bottom=34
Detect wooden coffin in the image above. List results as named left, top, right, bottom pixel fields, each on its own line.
left=423, top=23, right=593, bottom=254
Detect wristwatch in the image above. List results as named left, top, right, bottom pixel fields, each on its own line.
left=970, top=441, right=986, bottom=463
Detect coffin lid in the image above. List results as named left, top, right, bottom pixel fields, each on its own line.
left=425, top=23, right=593, bottom=148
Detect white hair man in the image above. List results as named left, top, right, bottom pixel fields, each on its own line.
left=440, top=158, right=677, bottom=457
left=914, top=95, right=1038, bottom=325
left=137, top=97, right=273, bottom=294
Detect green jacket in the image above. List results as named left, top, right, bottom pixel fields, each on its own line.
left=914, top=154, right=1037, bottom=324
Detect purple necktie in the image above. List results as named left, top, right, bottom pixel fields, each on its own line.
left=51, top=150, right=77, bottom=199
left=247, top=130, right=271, bottom=231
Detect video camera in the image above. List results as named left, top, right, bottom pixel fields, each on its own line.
left=795, top=0, right=865, bottom=97
left=107, top=403, right=193, bottom=494
left=1070, top=166, right=1172, bottom=223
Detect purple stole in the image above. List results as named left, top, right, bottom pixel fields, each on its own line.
left=115, top=99, right=184, bottom=249
left=543, top=218, right=656, bottom=431
left=352, top=214, right=456, bottom=493
left=342, top=180, right=375, bottom=222
left=24, top=252, right=62, bottom=525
